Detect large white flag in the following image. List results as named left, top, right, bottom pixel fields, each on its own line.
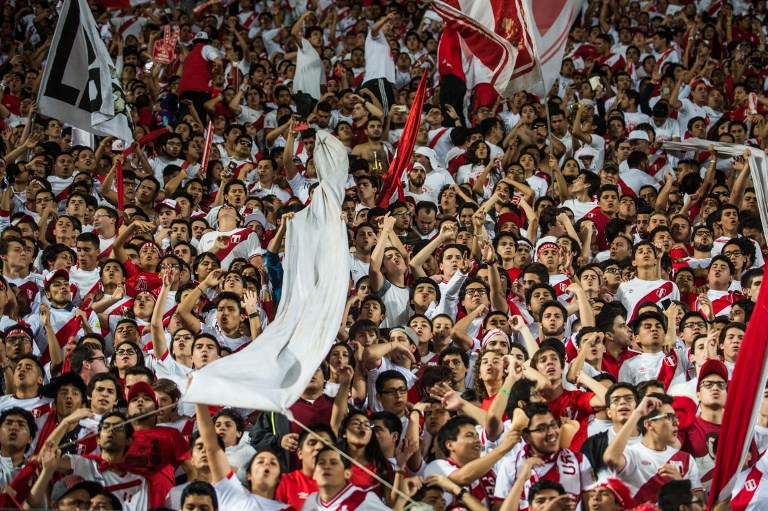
left=38, top=0, right=134, bottom=142
left=182, top=131, right=350, bottom=413
left=431, top=0, right=583, bottom=97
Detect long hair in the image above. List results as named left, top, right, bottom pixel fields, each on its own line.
left=337, top=409, right=392, bottom=486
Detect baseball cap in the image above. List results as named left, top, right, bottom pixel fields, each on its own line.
left=193, top=31, right=209, bottom=42
left=697, top=359, right=729, bottom=389
left=497, top=211, right=523, bottom=229
left=50, top=475, right=103, bottom=504
left=628, top=130, right=650, bottom=142
left=154, top=198, right=181, bottom=214
left=390, top=326, right=419, bottom=347
left=126, top=381, right=158, bottom=408
left=44, top=269, right=70, bottom=290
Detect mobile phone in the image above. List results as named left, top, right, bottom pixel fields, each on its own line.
left=144, top=61, right=154, bottom=72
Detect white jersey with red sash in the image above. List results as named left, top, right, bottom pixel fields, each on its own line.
left=48, top=175, right=75, bottom=207
left=299, top=483, right=390, bottom=511
left=427, top=127, right=453, bottom=166
left=68, top=455, right=149, bottom=511
left=0, top=394, right=52, bottom=419
left=98, top=235, right=116, bottom=260
left=701, top=288, right=744, bottom=318
left=617, top=347, right=689, bottom=389
left=655, top=47, right=679, bottom=72
left=648, top=152, right=673, bottom=180
left=549, top=274, right=573, bottom=303
left=424, top=457, right=496, bottom=508
left=493, top=444, right=595, bottom=510
left=197, top=228, right=264, bottom=270
left=619, top=443, right=701, bottom=504
left=69, top=266, right=101, bottom=301
left=732, top=450, right=768, bottom=511
left=599, top=52, right=626, bottom=73
left=238, top=10, right=260, bottom=29
left=25, top=304, right=100, bottom=365
left=5, top=273, right=43, bottom=311
left=615, top=278, right=680, bottom=322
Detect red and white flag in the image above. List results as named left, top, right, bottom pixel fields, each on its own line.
left=708, top=278, right=768, bottom=509
left=431, top=0, right=583, bottom=96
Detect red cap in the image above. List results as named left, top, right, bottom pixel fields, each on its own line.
left=44, top=269, right=70, bottom=289
left=497, top=212, right=523, bottom=229
left=126, top=381, right=158, bottom=408
left=594, top=478, right=635, bottom=510
left=698, top=359, right=729, bottom=389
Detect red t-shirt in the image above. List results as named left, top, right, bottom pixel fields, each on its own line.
left=124, top=426, right=191, bottom=507
left=546, top=389, right=595, bottom=451
left=275, top=469, right=317, bottom=510
left=124, top=258, right=162, bottom=297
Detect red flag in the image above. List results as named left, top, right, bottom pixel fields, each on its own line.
left=376, top=72, right=428, bottom=208
left=200, top=121, right=214, bottom=178
left=92, top=0, right=151, bottom=8
left=431, top=0, right=581, bottom=96
left=116, top=126, right=171, bottom=211
left=708, top=279, right=768, bottom=509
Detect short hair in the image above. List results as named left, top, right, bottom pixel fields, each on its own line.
left=605, top=382, right=639, bottom=406
left=375, top=370, right=407, bottom=395
left=523, top=402, right=556, bottom=425
left=181, top=481, right=219, bottom=511
left=315, top=444, right=351, bottom=468
left=99, top=411, right=134, bottom=439
left=86, top=373, right=121, bottom=401
left=528, top=480, right=566, bottom=503
left=212, top=408, right=246, bottom=434
left=439, top=346, right=469, bottom=367
left=370, top=411, right=403, bottom=441
left=0, top=407, right=37, bottom=441
left=298, top=423, right=336, bottom=449
left=438, top=416, right=478, bottom=455
left=658, top=479, right=693, bottom=511
left=742, top=267, right=764, bottom=291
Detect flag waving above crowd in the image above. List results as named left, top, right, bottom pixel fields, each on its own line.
left=37, top=0, right=134, bottom=142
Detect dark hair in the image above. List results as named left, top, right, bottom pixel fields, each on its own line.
left=439, top=346, right=469, bottom=368
left=181, top=481, right=219, bottom=510
left=337, top=410, right=391, bottom=484
left=0, top=407, right=37, bottom=443
left=375, top=370, right=407, bottom=395
left=438, top=415, right=478, bottom=455
left=605, top=382, right=639, bottom=407
left=99, top=411, right=134, bottom=440
left=658, top=479, right=693, bottom=511
left=370, top=411, right=403, bottom=441
left=529, top=480, right=566, bottom=502
left=298, top=423, right=337, bottom=449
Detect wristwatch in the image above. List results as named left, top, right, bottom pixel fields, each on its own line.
left=456, top=487, right=469, bottom=500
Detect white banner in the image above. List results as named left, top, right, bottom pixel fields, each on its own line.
left=182, top=131, right=350, bottom=413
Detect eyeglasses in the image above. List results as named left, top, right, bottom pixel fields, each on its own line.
left=604, top=268, right=622, bottom=275
left=465, top=288, right=488, bottom=297
left=647, top=412, right=679, bottom=424
left=684, top=322, right=706, bottom=329
left=87, top=356, right=106, bottom=364
left=91, top=214, right=110, bottom=220
left=525, top=422, right=560, bottom=434
left=391, top=211, right=409, bottom=217
left=700, top=381, right=727, bottom=390
left=723, top=251, right=743, bottom=258
left=713, top=191, right=730, bottom=197
left=116, top=349, right=136, bottom=356
left=238, top=140, right=252, bottom=145
left=159, top=263, right=180, bottom=270
left=100, top=422, right=126, bottom=432
left=348, top=420, right=373, bottom=430
left=380, top=387, right=408, bottom=397
left=608, top=394, right=636, bottom=405
left=5, top=336, right=31, bottom=345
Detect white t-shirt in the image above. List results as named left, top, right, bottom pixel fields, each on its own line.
left=300, top=484, right=391, bottom=510
left=619, top=443, right=702, bottom=502
left=68, top=455, right=150, bottom=511
left=214, top=473, right=292, bottom=510
left=198, top=228, right=264, bottom=270
left=614, top=278, right=680, bottom=321
left=364, top=31, right=395, bottom=83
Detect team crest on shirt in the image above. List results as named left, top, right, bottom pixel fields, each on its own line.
left=656, top=288, right=667, bottom=298
left=663, top=355, right=676, bottom=367
left=231, top=234, right=242, bottom=243
left=746, top=479, right=757, bottom=491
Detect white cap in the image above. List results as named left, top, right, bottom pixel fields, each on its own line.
left=628, top=130, right=650, bottom=142
left=414, top=147, right=439, bottom=171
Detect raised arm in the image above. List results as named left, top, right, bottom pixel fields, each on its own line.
left=604, top=396, right=659, bottom=472
left=195, top=402, right=232, bottom=483
left=152, top=267, right=175, bottom=361
left=177, top=269, right=225, bottom=333
left=369, top=214, right=396, bottom=294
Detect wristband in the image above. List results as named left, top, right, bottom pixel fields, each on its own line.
left=248, top=312, right=260, bottom=319
left=500, top=388, right=510, bottom=396
left=456, top=487, right=469, bottom=500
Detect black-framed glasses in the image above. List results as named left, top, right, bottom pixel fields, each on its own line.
left=87, top=356, right=106, bottom=364
left=380, top=387, right=408, bottom=397
left=348, top=420, right=373, bottom=430
left=465, top=288, right=488, bottom=297
left=116, top=349, right=136, bottom=356
left=525, top=422, right=559, bottom=434
left=99, top=423, right=126, bottom=432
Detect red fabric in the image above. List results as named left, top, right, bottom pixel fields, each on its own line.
left=437, top=25, right=465, bottom=81
left=275, top=469, right=318, bottom=510
left=178, top=43, right=213, bottom=95
left=123, top=258, right=162, bottom=297
left=546, top=389, right=595, bottom=451
left=708, top=279, right=768, bottom=509
left=124, top=426, right=191, bottom=508
left=377, top=72, right=428, bottom=208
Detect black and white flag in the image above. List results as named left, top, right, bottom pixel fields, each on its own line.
left=38, top=0, right=134, bottom=142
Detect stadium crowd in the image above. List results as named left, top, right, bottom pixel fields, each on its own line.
left=0, top=0, right=767, bottom=509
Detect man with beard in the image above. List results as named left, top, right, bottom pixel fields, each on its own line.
left=349, top=223, right=376, bottom=284
left=676, top=360, right=729, bottom=489
left=149, top=134, right=186, bottom=183
left=580, top=383, right=641, bottom=473
left=352, top=117, right=393, bottom=169
left=493, top=403, right=595, bottom=509
left=604, top=394, right=703, bottom=503
left=672, top=225, right=713, bottom=275
left=222, top=134, right=255, bottom=172
left=404, top=163, right=432, bottom=203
